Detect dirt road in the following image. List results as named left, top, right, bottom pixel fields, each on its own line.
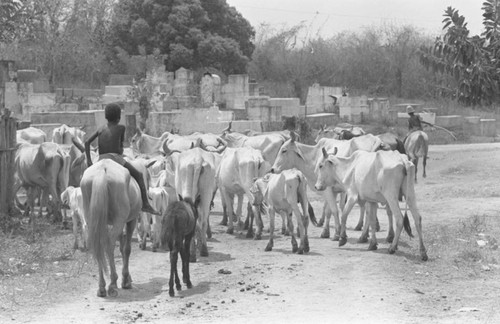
left=3, top=142, right=500, bottom=324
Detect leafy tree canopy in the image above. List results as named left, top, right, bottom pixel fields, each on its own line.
left=0, top=0, right=27, bottom=43
left=110, top=0, right=254, bottom=75
left=419, top=1, right=500, bottom=106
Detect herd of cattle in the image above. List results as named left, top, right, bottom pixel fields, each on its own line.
left=13, top=121, right=429, bottom=267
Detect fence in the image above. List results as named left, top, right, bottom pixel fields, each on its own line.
left=0, top=109, right=16, bottom=220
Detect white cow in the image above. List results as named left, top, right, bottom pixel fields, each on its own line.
left=16, top=127, right=47, bottom=144
left=314, top=148, right=428, bottom=261
left=137, top=186, right=177, bottom=252
left=61, top=186, right=87, bottom=250
left=216, top=147, right=270, bottom=237
left=52, top=124, right=86, bottom=145
left=169, top=147, right=219, bottom=261
left=250, top=169, right=317, bottom=254
left=271, top=133, right=389, bottom=240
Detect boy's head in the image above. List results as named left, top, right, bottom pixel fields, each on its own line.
left=105, top=103, right=121, bottom=123
left=406, top=105, right=415, bottom=115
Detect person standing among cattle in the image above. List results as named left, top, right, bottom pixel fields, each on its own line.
left=84, top=103, right=160, bottom=215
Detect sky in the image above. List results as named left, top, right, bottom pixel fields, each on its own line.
left=226, top=0, right=484, bottom=38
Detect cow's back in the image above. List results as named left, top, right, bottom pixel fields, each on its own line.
left=350, top=151, right=405, bottom=201
left=405, top=131, right=428, bottom=158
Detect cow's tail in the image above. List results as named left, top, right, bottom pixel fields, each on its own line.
left=414, top=133, right=427, bottom=158
left=160, top=202, right=176, bottom=250
left=87, top=169, right=110, bottom=274
left=402, top=158, right=415, bottom=238
left=297, top=174, right=318, bottom=227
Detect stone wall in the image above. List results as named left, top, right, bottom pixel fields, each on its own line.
left=305, top=83, right=342, bottom=114
left=269, top=98, right=302, bottom=117
left=246, top=96, right=282, bottom=122
left=144, top=106, right=234, bottom=136
left=222, top=74, right=249, bottom=109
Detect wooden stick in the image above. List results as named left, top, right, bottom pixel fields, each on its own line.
left=429, top=124, right=458, bottom=140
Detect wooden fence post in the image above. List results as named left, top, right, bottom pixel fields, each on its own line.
left=0, top=109, right=17, bottom=221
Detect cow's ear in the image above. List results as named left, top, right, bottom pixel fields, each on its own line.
left=136, top=127, right=142, bottom=135
left=178, top=194, right=183, bottom=201
left=290, top=131, right=296, bottom=143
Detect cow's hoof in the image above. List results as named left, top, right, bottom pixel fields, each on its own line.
left=226, top=228, right=234, bottom=235
left=297, top=248, right=304, bottom=255
left=339, top=237, right=347, bottom=247
left=108, top=286, right=118, bottom=297
left=219, top=219, right=228, bottom=226
left=421, top=253, right=428, bottom=261
left=200, top=245, right=208, bottom=257
left=332, top=233, right=340, bottom=241
left=122, top=276, right=132, bottom=289
left=246, top=230, right=254, bottom=239
left=386, top=234, right=394, bottom=243
left=320, top=229, right=330, bottom=238
left=354, top=223, right=363, bottom=231
left=169, top=289, right=175, bottom=297
left=357, top=235, right=368, bottom=243
left=265, top=243, right=273, bottom=252
left=97, top=288, right=106, bottom=298
left=388, top=247, right=396, bottom=254
left=189, top=256, right=197, bottom=263
left=139, top=242, right=146, bottom=250
left=186, top=281, right=193, bottom=289
left=254, top=233, right=262, bottom=240
left=368, top=241, right=378, bottom=251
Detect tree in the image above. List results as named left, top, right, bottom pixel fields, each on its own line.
left=12, top=0, right=115, bottom=88
left=419, top=2, right=500, bottom=106
left=0, top=0, right=26, bottom=43
left=109, top=0, right=254, bottom=74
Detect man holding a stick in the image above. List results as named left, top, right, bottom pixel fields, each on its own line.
left=404, top=105, right=457, bottom=141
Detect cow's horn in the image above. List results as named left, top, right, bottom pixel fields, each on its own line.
left=163, top=141, right=181, bottom=156
left=72, top=138, right=85, bottom=153
left=216, top=139, right=227, bottom=153
left=199, top=139, right=208, bottom=151
left=290, top=131, right=296, bottom=143
left=222, top=121, right=232, bottom=133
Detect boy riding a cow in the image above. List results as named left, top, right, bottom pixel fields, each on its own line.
left=84, top=103, right=160, bottom=215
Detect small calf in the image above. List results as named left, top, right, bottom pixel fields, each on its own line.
left=61, top=186, right=87, bottom=250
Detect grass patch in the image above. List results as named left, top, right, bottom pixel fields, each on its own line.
left=0, top=219, right=94, bottom=316
left=425, top=214, right=500, bottom=271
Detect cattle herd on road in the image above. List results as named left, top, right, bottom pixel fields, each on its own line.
left=12, top=120, right=429, bottom=297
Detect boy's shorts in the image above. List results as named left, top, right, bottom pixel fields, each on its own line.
left=98, top=153, right=126, bottom=166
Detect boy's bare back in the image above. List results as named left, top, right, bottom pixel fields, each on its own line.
left=97, top=124, right=126, bottom=155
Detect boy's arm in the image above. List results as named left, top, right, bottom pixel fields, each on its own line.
left=85, top=130, right=99, bottom=167
left=119, top=125, right=125, bottom=155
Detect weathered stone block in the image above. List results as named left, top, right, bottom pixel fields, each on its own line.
left=435, top=115, right=463, bottom=128
left=480, top=119, right=496, bottom=137
left=109, top=74, right=135, bottom=86
left=60, top=103, right=79, bottom=111
left=270, top=98, right=301, bottom=117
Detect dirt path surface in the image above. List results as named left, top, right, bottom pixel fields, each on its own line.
left=2, top=143, right=500, bottom=324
